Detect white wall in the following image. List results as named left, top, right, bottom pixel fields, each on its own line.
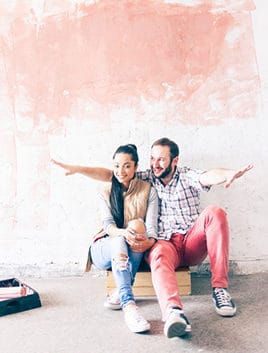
left=0, top=0, right=267, bottom=277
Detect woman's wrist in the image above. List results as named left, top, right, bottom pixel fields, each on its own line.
left=148, top=237, right=157, bottom=246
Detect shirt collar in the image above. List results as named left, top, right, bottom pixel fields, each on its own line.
left=153, top=167, right=180, bottom=187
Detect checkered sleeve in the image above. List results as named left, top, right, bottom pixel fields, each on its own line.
left=185, top=167, right=211, bottom=192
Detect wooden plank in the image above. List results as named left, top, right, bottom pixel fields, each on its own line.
left=106, top=267, right=191, bottom=297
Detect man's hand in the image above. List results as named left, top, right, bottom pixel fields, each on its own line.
left=224, top=164, right=253, bottom=188
left=200, top=164, right=254, bottom=187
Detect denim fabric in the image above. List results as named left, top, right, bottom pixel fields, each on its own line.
left=90, top=235, right=144, bottom=307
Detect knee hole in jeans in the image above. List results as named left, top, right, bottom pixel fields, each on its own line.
left=113, top=253, right=129, bottom=270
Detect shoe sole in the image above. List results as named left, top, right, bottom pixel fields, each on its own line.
left=103, top=302, right=121, bottom=310
left=165, top=321, right=187, bottom=338
left=128, top=324, right=151, bottom=333
left=215, top=307, right=236, bottom=317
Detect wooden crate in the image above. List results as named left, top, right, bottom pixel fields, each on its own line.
left=106, top=267, right=191, bottom=297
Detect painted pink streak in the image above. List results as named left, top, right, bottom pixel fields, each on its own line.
left=1, top=0, right=258, bottom=129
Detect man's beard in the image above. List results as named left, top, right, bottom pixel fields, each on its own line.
left=152, top=160, right=173, bottom=179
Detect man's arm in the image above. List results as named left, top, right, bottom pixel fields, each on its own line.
left=51, top=159, right=113, bottom=182
left=199, top=164, right=253, bottom=188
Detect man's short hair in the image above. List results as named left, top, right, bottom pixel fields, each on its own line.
left=151, top=137, right=179, bottom=160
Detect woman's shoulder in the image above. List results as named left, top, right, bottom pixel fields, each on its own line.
left=99, top=182, right=112, bottom=197
left=135, top=177, right=152, bottom=190
left=136, top=177, right=151, bottom=186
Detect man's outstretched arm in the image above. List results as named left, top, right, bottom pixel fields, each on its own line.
left=200, top=164, right=253, bottom=188
left=51, top=159, right=113, bottom=182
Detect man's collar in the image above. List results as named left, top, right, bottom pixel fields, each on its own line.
left=157, top=167, right=179, bottom=186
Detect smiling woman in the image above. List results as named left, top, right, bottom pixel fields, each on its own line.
left=86, top=144, right=158, bottom=334
left=112, top=144, right=139, bottom=189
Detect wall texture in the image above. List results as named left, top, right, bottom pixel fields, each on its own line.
left=0, top=0, right=267, bottom=276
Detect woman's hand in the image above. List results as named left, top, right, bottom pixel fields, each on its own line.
left=124, top=229, right=155, bottom=252
left=51, top=159, right=113, bottom=181
left=51, top=159, right=79, bottom=176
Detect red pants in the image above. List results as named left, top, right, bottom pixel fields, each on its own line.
left=146, top=206, right=229, bottom=320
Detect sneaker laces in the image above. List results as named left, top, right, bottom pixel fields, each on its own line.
left=214, top=288, right=232, bottom=307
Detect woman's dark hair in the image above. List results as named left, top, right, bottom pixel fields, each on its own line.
left=151, top=137, right=179, bottom=160
left=110, top=144, right=139, bottom=228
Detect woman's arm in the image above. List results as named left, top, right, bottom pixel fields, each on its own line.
left=99, top=192, right=130, bottom=238
left=144, top=187, right=158, bottom=240
left=99, top=187, right=158, bottom=252
left=51, top=159, right=113, bottom=182
left=199, top=164, right=253, bottom=188
left=129, top=187, right=159, bottom=253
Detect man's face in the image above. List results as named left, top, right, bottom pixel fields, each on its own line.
left=150, top=145, right=177, bottom=179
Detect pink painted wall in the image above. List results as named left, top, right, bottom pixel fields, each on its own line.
left=1, top=0, right=259, bottom=129
left=0, top=0, right=263, bottom=274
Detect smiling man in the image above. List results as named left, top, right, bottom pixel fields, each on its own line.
left=52, top=137, right=253, bottom=338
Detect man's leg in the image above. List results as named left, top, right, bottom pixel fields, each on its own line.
left=183, top=206, right=236, bottom=316
left=146, top=236, right=191, bottom=337
left=182, top=205, right=229, bottom=288
left=146, top=239, right=182, bottom=319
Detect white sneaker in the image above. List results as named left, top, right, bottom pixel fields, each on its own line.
left=124, top=303, right=151, bottom=333
left=164, top=308, right=191, bottom=338
left=103, top=290, right=121, bottom=310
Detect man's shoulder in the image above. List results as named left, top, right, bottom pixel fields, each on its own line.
left=136, top=169, right=152, bottom=180
left=177, top=166, right=191, bottom=173
left=136, top=177, right=151, bottom=189
left=177, top=166, right=203, bottom=176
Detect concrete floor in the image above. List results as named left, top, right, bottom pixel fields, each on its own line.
left=0, top=271, right=267, bottom=353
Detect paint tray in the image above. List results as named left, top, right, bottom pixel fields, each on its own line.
left=0, top=278, right=41, bottom=317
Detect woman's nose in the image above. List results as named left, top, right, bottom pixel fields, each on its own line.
left=118, top=166, right=124, bottom=174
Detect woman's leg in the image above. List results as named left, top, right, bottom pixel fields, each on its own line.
left=91, top=235, right=150, bottom=333
left=91, top=235, right=135, bottom=306
left=90, top=236, right=112, bottom=270
left=128, top=249, right=144, bottom=285
left=127, top=218, right=146, bottom=282
left=108, top=235, right=141, bottom=307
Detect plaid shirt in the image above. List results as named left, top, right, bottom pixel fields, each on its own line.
left=136, top=167, right=210, bottom=240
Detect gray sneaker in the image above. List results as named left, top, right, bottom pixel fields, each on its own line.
left=164, top=308, right=191, bottom=338
left=213, top=288, right=237, bottom=317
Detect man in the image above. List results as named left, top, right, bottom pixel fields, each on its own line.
left=52, top=137, right=253, bottom=338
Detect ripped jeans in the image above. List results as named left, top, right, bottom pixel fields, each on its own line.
left=90, top=235, right=144, bottom=308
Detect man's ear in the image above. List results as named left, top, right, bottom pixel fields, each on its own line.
left=173, top=156, right=179, bottom=166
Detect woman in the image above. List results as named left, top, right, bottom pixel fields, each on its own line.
left=53, top=144, right=158, bottom=333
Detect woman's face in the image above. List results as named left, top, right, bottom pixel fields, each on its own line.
left=113, top=153, right=137, bottom=188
